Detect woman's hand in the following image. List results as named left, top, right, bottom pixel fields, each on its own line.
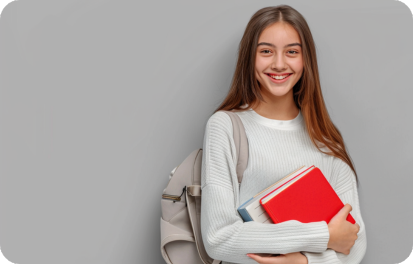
left=327, top=204, right=360, bottom=255
left=247, top=252, right=307, bottom=264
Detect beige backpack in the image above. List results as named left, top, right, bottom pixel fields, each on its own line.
left=160, top=110, right=249, bottom=264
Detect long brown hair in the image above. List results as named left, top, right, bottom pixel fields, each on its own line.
left=213, top=5, right=358, bottom=186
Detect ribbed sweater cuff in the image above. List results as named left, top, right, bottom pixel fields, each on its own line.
left=296, top=221, right=330, bottom=252
left=301, top=250, right=341, bottom=264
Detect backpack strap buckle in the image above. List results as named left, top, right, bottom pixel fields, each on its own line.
left=187, top=185, right=201, bottom=197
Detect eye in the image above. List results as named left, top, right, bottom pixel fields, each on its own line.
left=260, top=50, right=299, bottom=55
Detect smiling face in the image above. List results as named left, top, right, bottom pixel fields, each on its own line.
left=255, top=22, right=304, bottom=103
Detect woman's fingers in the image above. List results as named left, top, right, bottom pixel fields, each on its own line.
left=247, top=253, right=263, bottom=263
left=355, top=223, right=360, bottom=233
left=327, top=203, right=361, bottom=254
left=247, top=252, right=307, bottom=264
left=336, top=204, right=353, bottom=221
left=247, top=253, right=284, bottom=264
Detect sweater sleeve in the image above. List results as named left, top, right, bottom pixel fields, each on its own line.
left=200, top=112, right=330, bottom=264
left=301, top=159, right=367, bottom=264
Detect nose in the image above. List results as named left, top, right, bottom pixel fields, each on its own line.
left=271, top=52, right=287, bottom=71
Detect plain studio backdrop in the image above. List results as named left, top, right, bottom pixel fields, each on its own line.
left=0, top=0, right=412, bottom=263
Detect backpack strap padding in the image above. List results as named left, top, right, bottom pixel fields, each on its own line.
left=186, top=190, right=214, bottom=264
left=175, top=110, right=248, bottom=264
left=221, top=110, right=249, bottom=184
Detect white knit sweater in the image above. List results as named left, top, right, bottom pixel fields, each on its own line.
left=200, top=106, right=367, bottom=264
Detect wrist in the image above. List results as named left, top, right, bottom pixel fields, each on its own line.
left=327, top=224, right=333, bottom=249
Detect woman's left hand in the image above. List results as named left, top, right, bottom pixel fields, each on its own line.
left=247, top=252, right=308, bottom=264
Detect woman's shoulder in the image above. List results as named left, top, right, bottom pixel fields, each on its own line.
left=205, top=111, right=234, bottom=133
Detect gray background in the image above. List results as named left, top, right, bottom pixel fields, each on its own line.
left=0, top=0, right=412, bottom=263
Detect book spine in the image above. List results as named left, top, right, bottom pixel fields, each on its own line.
left=237, top=208, right=253, bottom=222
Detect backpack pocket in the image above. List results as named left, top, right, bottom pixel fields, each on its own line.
left=160, top=215, right=204, bottom=264
left=161, top=198, right=205, bottom=264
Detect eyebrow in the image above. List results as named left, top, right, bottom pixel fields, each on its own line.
left=257, top=42, right=302, bottom=48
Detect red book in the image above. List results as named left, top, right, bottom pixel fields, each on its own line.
left=259, top=166, right=356, bottom=224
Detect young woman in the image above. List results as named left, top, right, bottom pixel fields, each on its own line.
left=200, top=5, right=367, bottom=264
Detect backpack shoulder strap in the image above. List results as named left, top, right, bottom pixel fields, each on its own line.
left=220, top=110, right=249, bottom=184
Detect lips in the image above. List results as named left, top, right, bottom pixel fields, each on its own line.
left=266, top=73, right=292, bottom=77
left=266, top=72, right=293, bottom=83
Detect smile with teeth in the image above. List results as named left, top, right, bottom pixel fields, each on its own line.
left=268, top=73, right=292, bottom=80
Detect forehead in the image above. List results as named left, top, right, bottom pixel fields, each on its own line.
left=258, top=23, right=301, bottom=45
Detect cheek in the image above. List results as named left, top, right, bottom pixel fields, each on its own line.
left=294, top=56, right=304, bottom=72
left=255, top=61, right=264, bottom=78
left=255, top=56, right=269, bottom=70
left=291, top=61, right=304, bottom=73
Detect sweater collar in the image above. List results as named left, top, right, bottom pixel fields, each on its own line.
left=240, top=104, right=304, bottom=130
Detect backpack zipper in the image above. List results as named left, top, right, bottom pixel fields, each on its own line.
left=162, top=187, right=186, bottom=203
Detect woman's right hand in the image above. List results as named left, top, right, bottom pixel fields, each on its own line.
left=327, top=204, right=360, bottom=255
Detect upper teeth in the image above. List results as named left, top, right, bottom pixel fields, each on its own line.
left=270, top=74, right=290, bottom=80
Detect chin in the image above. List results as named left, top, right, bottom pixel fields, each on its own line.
left=267, top=86, right=293, bottom=97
